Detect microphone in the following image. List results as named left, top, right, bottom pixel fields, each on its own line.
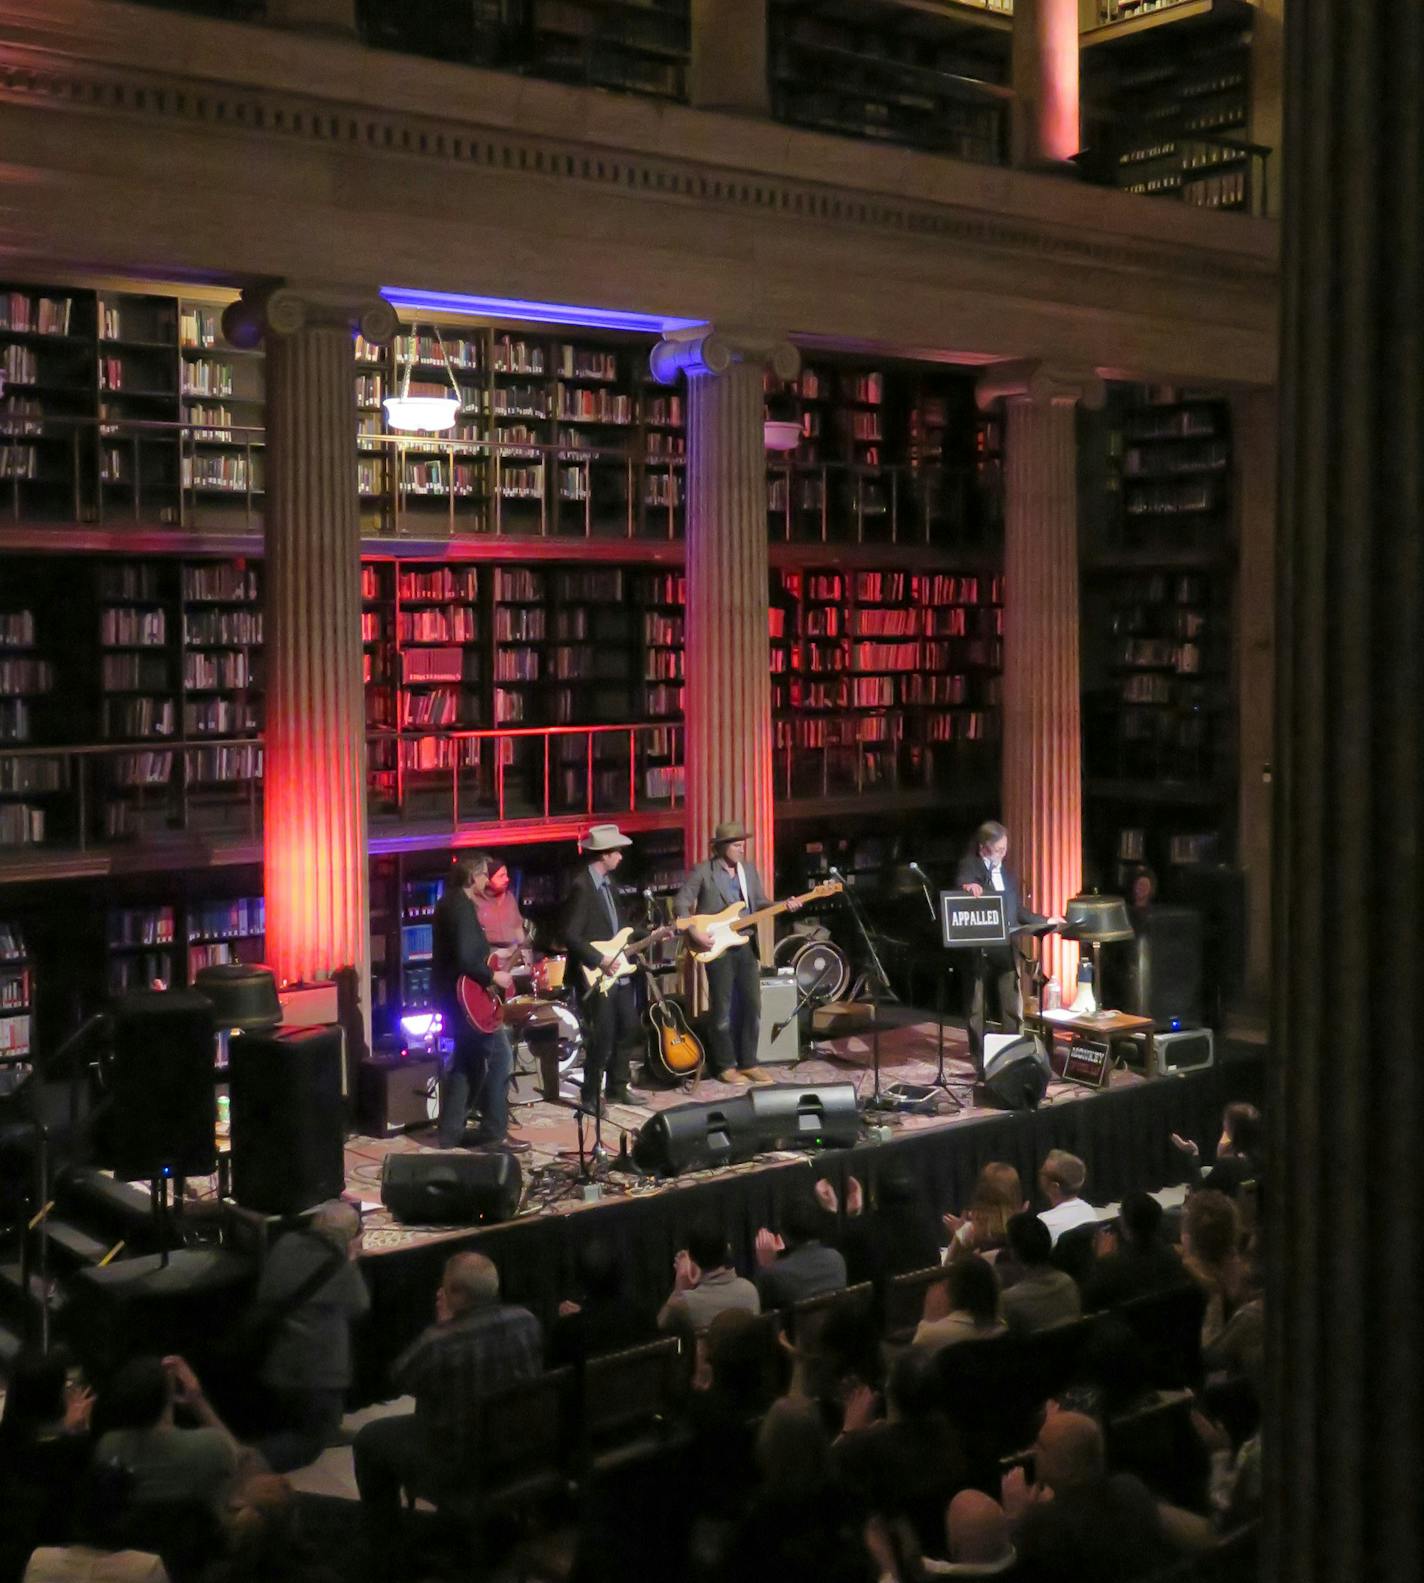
left=908, top=860, right=935, bottom=919
left=828, top=864, right=845, bottom=882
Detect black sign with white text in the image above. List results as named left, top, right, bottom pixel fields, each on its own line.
left=940, top=890, right=1007, bottom=948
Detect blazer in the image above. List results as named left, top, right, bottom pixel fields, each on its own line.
left=560, top=864, right=631, bottom=975
left=674, top=857, right=770, bottom=922
left=954, top=852, right=1046, bottom=939
left=431, top=886, right=494, bottom=1010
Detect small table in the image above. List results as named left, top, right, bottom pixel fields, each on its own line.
left=1024, top=1009, right=1156, bottom=1087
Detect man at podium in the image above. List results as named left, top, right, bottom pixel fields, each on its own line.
left=956, top=821, right=1061, bottom=1069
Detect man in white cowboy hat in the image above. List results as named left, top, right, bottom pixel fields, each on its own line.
left=675, top=820, right=798, bottom=1086
left=561, top=824, right=644, bottom=1115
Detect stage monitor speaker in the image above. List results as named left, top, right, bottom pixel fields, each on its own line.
left=110, top=991, right=217, bottom=1181
left=746, top=1082, right=860, bottom=1151
left=1123, top=1026, right=1215, bottom=1078
left=1105, top=906, right=1205, bottom=1030
left=757, top=972, right=801, bottom=1066
left=229, top=1024, right=345, bottom=1215
left=980, top=1033, right=1051, bottom=1111
left=380, top=1150, right=523, bottom=1225
left=632, top=1094, right=757, bottom=1175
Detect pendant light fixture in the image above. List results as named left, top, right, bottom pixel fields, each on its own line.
left=383, top=322, right=462, bottom=433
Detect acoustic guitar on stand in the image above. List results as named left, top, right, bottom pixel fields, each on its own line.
left=644, top=966, right=705, bottom=1084
left=677, top=882, right=843, bottom=964
left=580, top=925, right=675, bottom=994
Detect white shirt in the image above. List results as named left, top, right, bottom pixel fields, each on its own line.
left=987, top=863, right=1005, bottom=893
left=1038, top=1196, right=1099, bottom=1245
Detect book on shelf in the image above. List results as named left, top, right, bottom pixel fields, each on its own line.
left=1, top=293, right=73, bottom=335
left=188, top=896, right=265, bottom=941
left=0, top=805, right=45, bottom=846
left=186, top=744, right=262, bottom=783
left=184, top=609, right=262, bottom=645
left=399, top=607, right=476, bottom=645
left=101, top=607, right=166, bottom=647
left=109, top=904, right=176, bottom=947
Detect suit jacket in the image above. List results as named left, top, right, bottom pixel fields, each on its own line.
left=674, top=857, right=770, bottom=922
left=431, top=886, right=494, bottom=1010
left=561, top=864, right=631, bottom=975
left=954, top=853, right=1046, bottom=944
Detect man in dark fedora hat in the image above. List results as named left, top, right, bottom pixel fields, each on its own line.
left=561, top=824, right=644, bottom=1115
left=675, top=821, right=798, bottom=1085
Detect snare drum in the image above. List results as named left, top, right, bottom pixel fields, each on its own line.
left=532, top=954, right=567, bottom=995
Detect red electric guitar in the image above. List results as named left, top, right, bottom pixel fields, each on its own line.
left=456, top=973, right=505, bottom=1034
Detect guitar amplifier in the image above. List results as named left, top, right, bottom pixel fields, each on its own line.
left=757, top=971, right=801, bottom=1065
left=359, top=1055, right=440, bottom=1136
left=1123, top=1026, right=1215, bottom=1078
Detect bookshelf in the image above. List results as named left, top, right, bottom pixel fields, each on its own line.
left=770, top=0, right=1012, bottom=165
left=186, top=893, right=265, bottom=978
left=180, top=559, right=264, bottom=830
left=0, top=920, right=32, bottom=1059
left=1081, top=384, right=1236, bottom=892
left=0, top=591, right=60, bottom=849
left=178, top=301, right=266, bottom=529
left=106, top=902, right=177, bottom=993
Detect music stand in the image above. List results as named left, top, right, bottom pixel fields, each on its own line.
left=832, top=868, right=899, bottom=1114
left=937, top=892, right=1055, bottom=1078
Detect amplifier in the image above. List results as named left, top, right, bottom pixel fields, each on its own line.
left=757, top=971, right=801, bottom=1065
left=1124, top=1026, right=1215, bottom=1078
left=359, top=1055, right=439, bottom=1136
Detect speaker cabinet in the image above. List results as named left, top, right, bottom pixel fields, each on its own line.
left=110, top=991, right=217, bottom=1181
left=756, top=972, right=801, bottom=1066
left=1124, top=1026, right=1216, bottom=1078
left=746, top=1082, right=860, bottom=1151
left=633, top=1095, right=756, bottom=1175
left=359, top=1055, right=440, bottom=1136
left=980, top=1033, right=1052, bottom=1111
left=229, top=1024, right=345, bottom=1215
left=1104, top=907, right=1204, bottom=1029
left=380, top=1150, right=523, bottom=1225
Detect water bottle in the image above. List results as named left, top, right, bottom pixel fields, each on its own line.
left=1044, top=975, right=1062, bottom=1012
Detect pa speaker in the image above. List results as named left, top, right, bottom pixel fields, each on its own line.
left=1105, top=907, right=1204, bottom=1029
left=747, top=1082, right=860, bottom=1151
left=380, top=1150, right=523, bottom=1225
left=632, top=1094, right=757, bottom=1175
left=756, top=972, right=801, bottom=1066
left=110, top=991, right=217, bottom=1180
left=980, top=1033, right=1051, bottom=1111
left=229, top=1025, right=345, bottom=1215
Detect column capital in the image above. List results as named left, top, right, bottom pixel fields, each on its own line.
left=222, top=282, right=398, bottom=350
left=650, top=325, right=800, bottom=385
left=975, top=359, right=1106, bottom=412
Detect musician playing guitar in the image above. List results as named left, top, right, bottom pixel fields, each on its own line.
left=560, top=824, right=648, bottom=1117
left=674, top=820, right=800, bottom=1087
left=431, top=852, right=526, bottom=1153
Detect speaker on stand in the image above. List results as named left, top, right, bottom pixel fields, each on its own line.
left=229, top=1025, right=346, bottom=1216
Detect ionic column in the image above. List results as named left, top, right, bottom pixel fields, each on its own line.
left=651, top=327, right=798, bottom=955
left=977, top=360, right=1104, bottom=988
left=224, top=283, right=397, bottom=1045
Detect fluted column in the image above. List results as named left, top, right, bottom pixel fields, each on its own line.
left=689, top=0, right=771, bottom=116
left=977, top=361, right=1104, bottom=988
left=652, top=328, right=799, bottom=956
left=224, top=284, right=397, bottom=1043
left=1010, top=0, right=1081, bottom=168
left=1269, top=4, right=1424, bottom=1580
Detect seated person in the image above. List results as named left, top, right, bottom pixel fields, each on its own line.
left=0, top=1348, right=94, bottom=1575
left=1172, top=1101, right=1263, bottom=1199
left=942, top=1162, right=1027, bottom=1269
left=658, top=1223, right=760, bottom=1339
left=921, top=1489, right=1018, bottom=1578
left=999, top=1213, right=1082, bottom=1334
left=550, top=1240, right=658, bottom=1366
left=1084, top=1191, right=1189, bottom=1312
left=820, top=1170, right=940, bottom=1292
left=1036, top=1151, right=1098, bottom=1246
left=755, top=1197, right=848, bottom=1310
left=912, top=1254, right=1006, bottom=1353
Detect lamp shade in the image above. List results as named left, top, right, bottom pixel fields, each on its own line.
left=194, top=963, right=283, bottom=1032
left=383, top=393, right=459, bottom=432
left=764, top=419, right=802, bottom=452
left=1058, top=894, right=1135, bottom=944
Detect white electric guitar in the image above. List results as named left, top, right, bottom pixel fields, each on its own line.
left=676, top=881, right=842, bottom=965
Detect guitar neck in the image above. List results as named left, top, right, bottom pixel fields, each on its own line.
left=733, top=893, right=809, bottom=934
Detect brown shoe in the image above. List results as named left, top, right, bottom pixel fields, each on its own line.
left=744, top=1067, right=775, bottom=1084
left=714, top=1069, right=750, bottom=1085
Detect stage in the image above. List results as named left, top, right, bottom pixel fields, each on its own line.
left=340, top=1013, right=1244, bottom=1397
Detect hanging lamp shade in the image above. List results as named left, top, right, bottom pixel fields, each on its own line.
left=193, top=963, right=283, bottom=1032
left=384, top=322, right=462, bottom=432
left=1058, top=894, right=1135, bottom=943
left=764, top=419, right=801, bottom=452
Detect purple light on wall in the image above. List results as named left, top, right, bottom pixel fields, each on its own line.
left=382, top=288, right=701, bottom=335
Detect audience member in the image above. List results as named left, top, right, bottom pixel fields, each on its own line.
left=351, top=1251, right=540, bottom=1527
left=920, top=1489, right=1017, bottom=1577
left=196, top=1472, right=339, bottom=1583
left=755, top=1197, right=848, bottom=1310
left=1181, top=1190, right=1249, bottom=1350
left=1172, top=1101, right=1263, bottom=1198
left=912, top=1255, right=1006, bottom=1353
left=999, top=1214, right=1081, bottom=1334
left=1004, top=1410, right=1174, bottom=1583
left=1036, top=1151, right=1097, bottom=1246
left=22, top=1550, right=168, bottom=1583
left=94, top=1356, right=246, bottom=1510
left=833, top=1348, right=968, bottom=1557
left=821, top=1171, right=940, bottom=1290
left=0, top=1348, right=94, bottom=1578
left=658, top=1224, right=760, bottom=1338
left=1083, top=1191, right=1188, bottom=1312
left=550, top=1240, right=658, bottom=1366
left=687, top=1311, right=777, bottom=1531
left=942, top=1163, right=1025, bottom=1266
left=253, top=1200, right=369, bottom=1473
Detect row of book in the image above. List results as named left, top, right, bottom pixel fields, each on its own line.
left=2, top=294, right=73, bottom=335
left=188, top=895, right=266, bottom=942
left=184, top=651, right=252, bottom=689
left=0, top=805, right=44, bottom=845
left=186, top=699, right=258, bottom=735
left=495, top=649, right=541, bottom=682
left=402, top=648, right=465, bottom=685
left=102, top=608, right=166, bottom=647
left=0, top=968, right=30, bottom=1009
left=400, top=608, right=477, bottom=644
left=109, top=904, right=176, bottom=946
left=102, top=654, right=168, bottom=691
left=1118, top=638, right=1204, bottom=673
left=183, top=454, right=260, bottom=492
left=186, top=610, right=262, bottom=645
left=0, top=657, right=53, bottom=695
left=104, top=698, right=175, bottom=738
left=0, top=755, right=64, bottom=793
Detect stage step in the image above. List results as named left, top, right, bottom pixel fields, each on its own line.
left=54, top=1169, right=165, bottom=1251
left=0, top=1315, right=23, bottom=1370
left=43, top=1218, right=115, bottom=1270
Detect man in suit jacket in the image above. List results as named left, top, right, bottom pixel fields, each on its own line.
left=675, top=821, right=797, bottom=1085
left=561, top=824, right=644, bottom=1114
left=955, top=820, right=1061, bottom=1073
left=431, top=853, right=522, bottom=1152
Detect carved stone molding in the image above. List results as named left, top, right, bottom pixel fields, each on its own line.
left=221, top=282, right=398, bottom=350
left=0, top=51, right=1276, bottom=296
left=650, top=326, right=799, bottom=384
left=975, top=359, right=1107, bottom=411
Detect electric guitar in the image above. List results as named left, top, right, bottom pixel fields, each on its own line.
left=676, top=882, right=843, bottom=965
left=580, top=925, right=675, bottom=994
left=456, top=974, right=504, bottom=1034
left=644, top=967, right=704, bottom=1085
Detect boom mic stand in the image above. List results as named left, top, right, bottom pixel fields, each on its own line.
left=830, top=866, right=898, bottom=1114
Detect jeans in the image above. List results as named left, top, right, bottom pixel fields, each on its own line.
left=579, top=981, right=638, bottom=1102
left=257, top=1385, right=346, bottom=1473
left=438, top=1022, right=514, bottom=1148
left=704, top=946, right=761, bottom=1073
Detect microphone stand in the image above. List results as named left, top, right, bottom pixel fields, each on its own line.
left=832, top=869, right=898, bottom=1114
left=771, top=959, right=836, bottom=1060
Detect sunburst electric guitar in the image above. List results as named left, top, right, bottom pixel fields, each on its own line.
left=580, top=925, right=675, bottom=994
left=676, top=882, right=843, bottom=964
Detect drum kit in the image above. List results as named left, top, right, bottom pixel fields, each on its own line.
left=497, top=945, right=585, bottom=1081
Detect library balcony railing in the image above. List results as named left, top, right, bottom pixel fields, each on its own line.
left=0, top=722, right=683, bottom=865
left=767, top=457, right=999, bottom=551
left=775, top=731, right=999, bottom=807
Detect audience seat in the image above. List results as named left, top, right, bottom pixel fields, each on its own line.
left=1117, top=1283, right=1208, bottom=1389
left=935, top=1331, right=1043, bottom=1470
left=1105, top=1388, right=1210, bottom=1511
left=784, top=1279, right=875, bottom=1349
left=1050, top=1221, right=1100, bottom=1287
left=883, top=1264, right=950, bottom=1344
left=579, top=1336, right=685, bottom=1471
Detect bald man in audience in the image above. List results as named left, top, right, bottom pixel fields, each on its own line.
left=921, top=1489, right=1017, bottom=1577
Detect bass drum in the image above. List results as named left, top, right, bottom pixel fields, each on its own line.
left=774, top=923, right=831, bottom=968
left=511, top=998, right=584, bottom=1078
left=788, top=939, right=850, bottom=1004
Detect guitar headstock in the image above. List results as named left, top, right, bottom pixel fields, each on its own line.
left=806, top=881, right=844, bottom=902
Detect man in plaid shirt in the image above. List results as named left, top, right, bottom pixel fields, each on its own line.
left=353, top=1250, right=542, bottom=1524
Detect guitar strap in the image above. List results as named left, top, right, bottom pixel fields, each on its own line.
left=735, top=861, right=749, bottom=908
